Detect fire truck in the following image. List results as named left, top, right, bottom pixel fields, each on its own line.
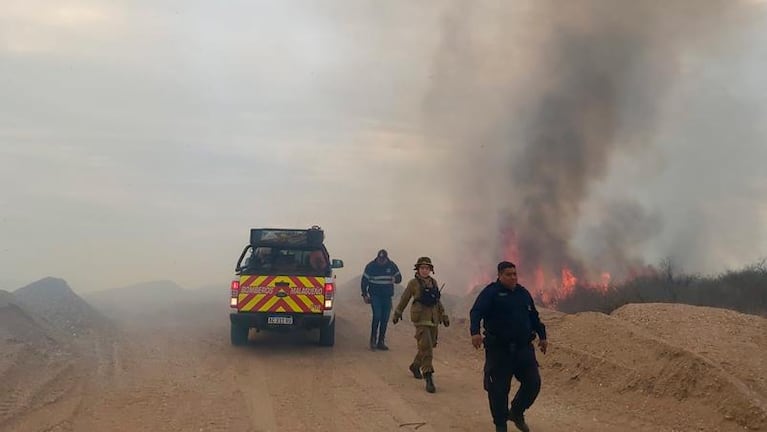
left=229, top=226, right=343, bottom=346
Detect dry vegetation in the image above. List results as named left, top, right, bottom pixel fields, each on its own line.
left=555, top=259, right=767, bottom=316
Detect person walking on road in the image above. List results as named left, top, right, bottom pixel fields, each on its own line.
left=361, top=249, right=402, bottom=350
left=470, top=261, right=548, bottom=432
left=392, top=256, right=450, bottom=393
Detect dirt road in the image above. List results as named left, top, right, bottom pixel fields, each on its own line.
left=1, top=291, right=761, bottom=432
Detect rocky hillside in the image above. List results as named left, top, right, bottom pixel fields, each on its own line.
left=13, top=277, right=112, bottom=338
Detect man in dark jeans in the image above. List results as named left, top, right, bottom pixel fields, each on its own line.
left=470, top=261, right=548, bottom=432
left=361, top=249, right=402, bottom=350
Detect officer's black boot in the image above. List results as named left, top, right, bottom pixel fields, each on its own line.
left=508, top=411, right=530, bottom=432
left=369, top=332, right=377, bottom=350
left=424, top=372, right=436, bottom=393
left=494, top=425, right=508, bottom=432
left=376, top=330, right=389, bottom=350
left=376, top=339, right=389, bottom=350
left=409, top=363, right=423, bottom=379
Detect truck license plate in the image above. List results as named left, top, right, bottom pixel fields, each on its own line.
left=267, top=316, right=293, bottom=325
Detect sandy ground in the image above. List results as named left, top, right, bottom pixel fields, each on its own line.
left=0, top=282, right=765, bottom=432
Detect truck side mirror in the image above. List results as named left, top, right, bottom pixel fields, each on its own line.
left=331, top=259, right=344, bottom=269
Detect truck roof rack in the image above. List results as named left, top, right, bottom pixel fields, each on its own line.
left=249, top=226, right=324, bottom=248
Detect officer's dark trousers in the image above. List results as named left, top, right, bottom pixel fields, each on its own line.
left=483, top=342, right=541, bottom=426
left=369, top=294, right=392, bottom=342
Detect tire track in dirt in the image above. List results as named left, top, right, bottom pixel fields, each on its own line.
left=61, top=324, right=260, bottom=432
left=238, top=317, right=439, bottom=432
left=0, top=334, right=118, bottom=432
left=0, top=388, right=23, bottom=422
left=0, top=344, right=78, bottom=431
left=1, top=320, right=255, bottom=432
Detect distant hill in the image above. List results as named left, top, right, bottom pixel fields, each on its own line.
left=83, top=279, right=234, bottom=319
left=0, top=288, right=65, bottom=348
left=192, top=283, right=230, bottom=303
left=83, top=279, right=188, bottom=316
left=14, top=277, right=111, bottom=337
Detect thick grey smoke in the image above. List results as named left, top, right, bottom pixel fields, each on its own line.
left=423, top=1, right=767, bottom=297
left=506, top=2, right=686, bottom=287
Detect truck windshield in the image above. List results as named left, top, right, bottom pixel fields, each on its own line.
left=240, top=246, right=329, bottom=276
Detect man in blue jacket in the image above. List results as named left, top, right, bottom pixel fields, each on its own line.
left=470, top=261, right=548, bottom=432
left=361, top=249, right=402, bottom=350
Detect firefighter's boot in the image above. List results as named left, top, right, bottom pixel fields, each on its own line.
left=424, top=372, right=436, bottom=393
left=409, top=363, right=423, bottom=379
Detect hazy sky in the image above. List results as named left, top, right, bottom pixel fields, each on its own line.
left=2, top=1, right=766, bottom=294
left=0, top=1, right=456, bottom=292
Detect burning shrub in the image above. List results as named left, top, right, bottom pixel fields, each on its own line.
left=553, top=259, right=767, bottom=316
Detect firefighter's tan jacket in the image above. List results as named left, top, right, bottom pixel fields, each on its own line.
left=394, top=276, right=449, bottom=327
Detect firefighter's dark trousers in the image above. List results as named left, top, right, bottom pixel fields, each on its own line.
left=483, top=341, right=541, bottom=426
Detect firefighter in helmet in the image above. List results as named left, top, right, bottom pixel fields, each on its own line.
left=392, top=257, right=450, bottom=393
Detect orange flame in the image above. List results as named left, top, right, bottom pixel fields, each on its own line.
left=465, top=227, right=639, bottom=307
left=597, top=272, right=611, bottom=293
left=561, top=268, right=577, bottom=297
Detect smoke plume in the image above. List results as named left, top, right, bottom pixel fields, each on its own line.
left=423, top=1, right=765, bottom=298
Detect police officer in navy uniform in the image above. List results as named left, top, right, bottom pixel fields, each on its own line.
left=470, top=261, right=548, bottom=432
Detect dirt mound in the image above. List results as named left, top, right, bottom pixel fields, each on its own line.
left=612, top=303, right=767, bottom=420
left=13, top=277, right=111, bottom=338
left=440, top=289, right=766, bottom=430
left=534, top=306, right=766, bottom=430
